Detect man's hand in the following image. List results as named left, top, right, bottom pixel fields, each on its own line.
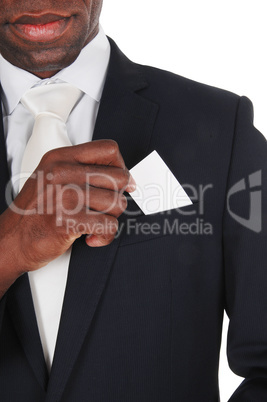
left=0, top=140, right=135, bottom=290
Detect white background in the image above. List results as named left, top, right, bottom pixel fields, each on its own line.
left=101, top=1, right=266, bottom=401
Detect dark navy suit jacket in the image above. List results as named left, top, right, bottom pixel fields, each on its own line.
left=0, top=38, right=266, bottom=401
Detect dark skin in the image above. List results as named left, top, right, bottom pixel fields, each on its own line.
left=0, top=0, right=135, bottom=297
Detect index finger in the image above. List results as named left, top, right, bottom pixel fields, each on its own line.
left=71, top=140, right=126, bottom=169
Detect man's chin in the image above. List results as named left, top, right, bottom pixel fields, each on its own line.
left=3, top=47, right=81, bottom=78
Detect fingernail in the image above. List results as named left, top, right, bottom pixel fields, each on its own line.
left=127, top=175, right=136, bottom=192
left=86, top=235, right=105, bottom=247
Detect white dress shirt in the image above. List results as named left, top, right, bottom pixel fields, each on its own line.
left=0, top=26, right=110, bottom=370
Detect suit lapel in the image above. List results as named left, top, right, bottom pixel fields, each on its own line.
left=46, top=39, right=158, bottom=401
left=0, top=98, right=10, bottom=214
left=91, top=37, right=159, bottom=169
left=7, top=274, right=49, bottom=391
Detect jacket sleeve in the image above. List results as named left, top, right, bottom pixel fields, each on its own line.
left=223, top=96, right=267, bottom=401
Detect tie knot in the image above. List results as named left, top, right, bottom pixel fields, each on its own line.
left=21, top=82, right=82, bottom=123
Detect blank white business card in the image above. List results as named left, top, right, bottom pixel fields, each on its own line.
left=129, top=151, right=192, bottom=215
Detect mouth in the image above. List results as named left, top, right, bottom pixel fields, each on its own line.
left=8, top=13, right=72, bottom=43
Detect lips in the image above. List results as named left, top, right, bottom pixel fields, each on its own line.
left=12, top=13, right=69, bottom=25
left=9, top=13, right=72, bottom=42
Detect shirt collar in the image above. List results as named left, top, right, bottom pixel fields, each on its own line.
left=0, top=25, right=110, bottom=115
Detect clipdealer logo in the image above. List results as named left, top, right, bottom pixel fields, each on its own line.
left=227, top=170, right=262, bottom=233
left=7, top=170, right=263, bottom=235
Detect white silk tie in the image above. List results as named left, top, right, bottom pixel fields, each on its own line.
left=19, top=83, right=82, bottom=370
left=20, top=82, right=82, bottom=190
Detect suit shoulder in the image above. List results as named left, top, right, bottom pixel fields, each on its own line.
left=138, top=64, right=240, bottom=110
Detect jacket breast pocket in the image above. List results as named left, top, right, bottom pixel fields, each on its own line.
left=118, top=202, right=200, bottom=246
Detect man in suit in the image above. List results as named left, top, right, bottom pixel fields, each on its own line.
left=0, top=0, right=266, bottom=401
